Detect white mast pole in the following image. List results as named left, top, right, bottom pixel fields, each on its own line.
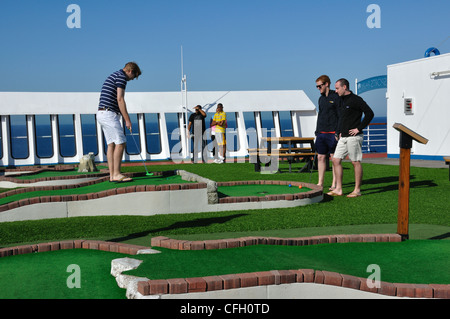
left=180, top=46, right=189, bottom=160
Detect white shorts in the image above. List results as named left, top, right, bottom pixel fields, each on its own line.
left=215, top=132, right=226, bottom=146
left=334, top=135, right=364, bottom=162
left=97, top=110, right=126, bottom=145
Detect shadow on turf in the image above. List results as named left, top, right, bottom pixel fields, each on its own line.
left=339, top=175, right=438, bottom=196
left=430, top=232, right=450, bottom=240
left=107, top=213, right=248, bottom=243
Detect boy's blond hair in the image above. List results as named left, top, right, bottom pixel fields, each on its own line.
left=124, top=62, right=142, bottom=78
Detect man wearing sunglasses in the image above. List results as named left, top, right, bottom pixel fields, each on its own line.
left=314, top=75, right=341, bottom=190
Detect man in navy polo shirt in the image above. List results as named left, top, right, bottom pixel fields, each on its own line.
left=314, top=75, right=341, bottom=190
left=97, top=62, right=142, bottom=182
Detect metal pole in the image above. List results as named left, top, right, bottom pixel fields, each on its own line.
left=180, top=46, right=189, bottom=160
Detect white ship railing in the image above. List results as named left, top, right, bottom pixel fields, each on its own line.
left=0, top=90, right=317, bottom=167
left=362, top=122, right=387, bottom=153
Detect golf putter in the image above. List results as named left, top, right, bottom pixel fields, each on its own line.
left=128, top=128, right=153, bottom=176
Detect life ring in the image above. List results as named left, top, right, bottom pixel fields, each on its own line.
left=424, top=47, right=440, bottom=57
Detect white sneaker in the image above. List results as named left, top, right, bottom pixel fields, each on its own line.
left=216, top=159, right=224, bottom=164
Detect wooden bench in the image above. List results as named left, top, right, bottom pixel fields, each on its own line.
left=445, top=157, right=450, bottom=181
left=248, top=147, right=311, bottom=154
left=249, top=149, right=316, bottom=173
left=250, top=136, right=317, bottom=173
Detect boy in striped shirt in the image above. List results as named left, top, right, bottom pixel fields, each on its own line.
left=97, top=62, right=142, bottom=182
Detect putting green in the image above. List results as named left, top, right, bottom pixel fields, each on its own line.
left=128, top=240, right=450, bottom=285
left=218, top=184, right=311, bottom=198
left=0, top=240, right=448, bottom=298
left=0, top=249, right=126, bottom=299
left=14, top=166, right=109, bottom=180
left=0, top=175, right=192, bottom=206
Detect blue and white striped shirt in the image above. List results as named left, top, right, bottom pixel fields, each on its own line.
left=98, top=69, right=127, bottom=113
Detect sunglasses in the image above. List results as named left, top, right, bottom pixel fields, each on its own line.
left=316, top=83, right=325, bottom=89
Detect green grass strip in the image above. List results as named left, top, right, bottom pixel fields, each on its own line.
left=218, top=184, right=311, bottom=197
left=0, top=162, right=449, bottom=247
left=15, top=166, right=108, bottom=180
left=0, top=175, right=190, bottom=206
left=0, top=240, right=448, bottom=299
left=126, top=240, right=450, bottom=285
left=0, top=249, right=127, bottom=299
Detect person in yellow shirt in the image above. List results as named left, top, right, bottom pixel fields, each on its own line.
left=211, top=103, right=226, bottom=163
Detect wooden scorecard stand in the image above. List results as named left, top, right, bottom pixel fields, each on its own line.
left=393, top=123, right=429, bottom=240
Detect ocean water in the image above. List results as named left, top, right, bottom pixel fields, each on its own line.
left=3, top=115, right=387, bottom=160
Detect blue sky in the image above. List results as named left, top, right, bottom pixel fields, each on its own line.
left=1, top=0, right=449, bottom=117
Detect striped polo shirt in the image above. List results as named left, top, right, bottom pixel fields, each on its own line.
left=98, top=69, right=127, bottom=113
left=212, top=112, right=226, bottom=133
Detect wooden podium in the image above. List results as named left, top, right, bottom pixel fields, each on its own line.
left=393, top=123, right=429, bottom=240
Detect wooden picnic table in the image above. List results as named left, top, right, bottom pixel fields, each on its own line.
left=250, top=137, right=316, bottom=173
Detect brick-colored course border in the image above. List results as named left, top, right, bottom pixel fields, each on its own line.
left=146, top=234, right=450, bottom=299
left=0, top=173, right=319, bottom=214
left=138, top=269, right=450, bottom=299
left=1, top=236, right=448, bottom=299
left=217, top=180, right=322, bottom=203
left=150, top=233, right=400, bottom=251
left=0, top=240, right=150, bottom=257
left=0, top=165, right=103, bottom=183
left=0, top=171, right=207, bottom=213
left=1, top=166, right=447, bottom=298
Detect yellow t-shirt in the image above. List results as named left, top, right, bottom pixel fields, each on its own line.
left=212, top=112, right=226, bottom=133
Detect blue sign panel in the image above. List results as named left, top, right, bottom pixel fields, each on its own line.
left=357, top=75, right=387, bottom=94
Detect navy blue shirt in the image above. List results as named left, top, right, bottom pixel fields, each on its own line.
left=315, top=90, right=341, bottom=136
left=99, top=70, right=127, bottom=113
left=339, top=92, right=374, bottom=137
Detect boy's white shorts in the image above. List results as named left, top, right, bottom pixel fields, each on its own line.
left=97, top=110, right=126, bottom=145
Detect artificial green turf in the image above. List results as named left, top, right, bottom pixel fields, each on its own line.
left=168, top=224, right=450, bottom=242
left=0, top=162, right=449, bottom=247
left=15, top=166, right=109, bottom=180
left=0, top=240, right=448, bottom=299
left=0, top=175, right=190, bottom=206
left=0, top=161, right=449, bottom=299
left=125, top=240, right=450, bottom=285
left=218, top=184, right=311, bottom=197
left=0, top=249, right=127, bottom=299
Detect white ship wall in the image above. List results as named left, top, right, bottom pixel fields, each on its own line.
left=0, top=90, right=317, bottom=166
left=387, top=53, right=450, bottom=160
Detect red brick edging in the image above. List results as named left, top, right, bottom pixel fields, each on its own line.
left=0, top=165, right=105, bottom=183
left=144, top=234, right=450, bottom=299
left=150, top=233, right=402, bottom=250
left=0, top=175, right=321, bottom=214
left=0, top=166, right=323, bottom=214
left=0, top=172, right=207, bottom=213
left=0, top=237, right=448, bottom=299
left=217, top=180, right=322, bottom=204
left=0, top=239, right=150, bottom=257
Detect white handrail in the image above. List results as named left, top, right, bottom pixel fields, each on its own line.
left=430, top=70, right=450, bottom=77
